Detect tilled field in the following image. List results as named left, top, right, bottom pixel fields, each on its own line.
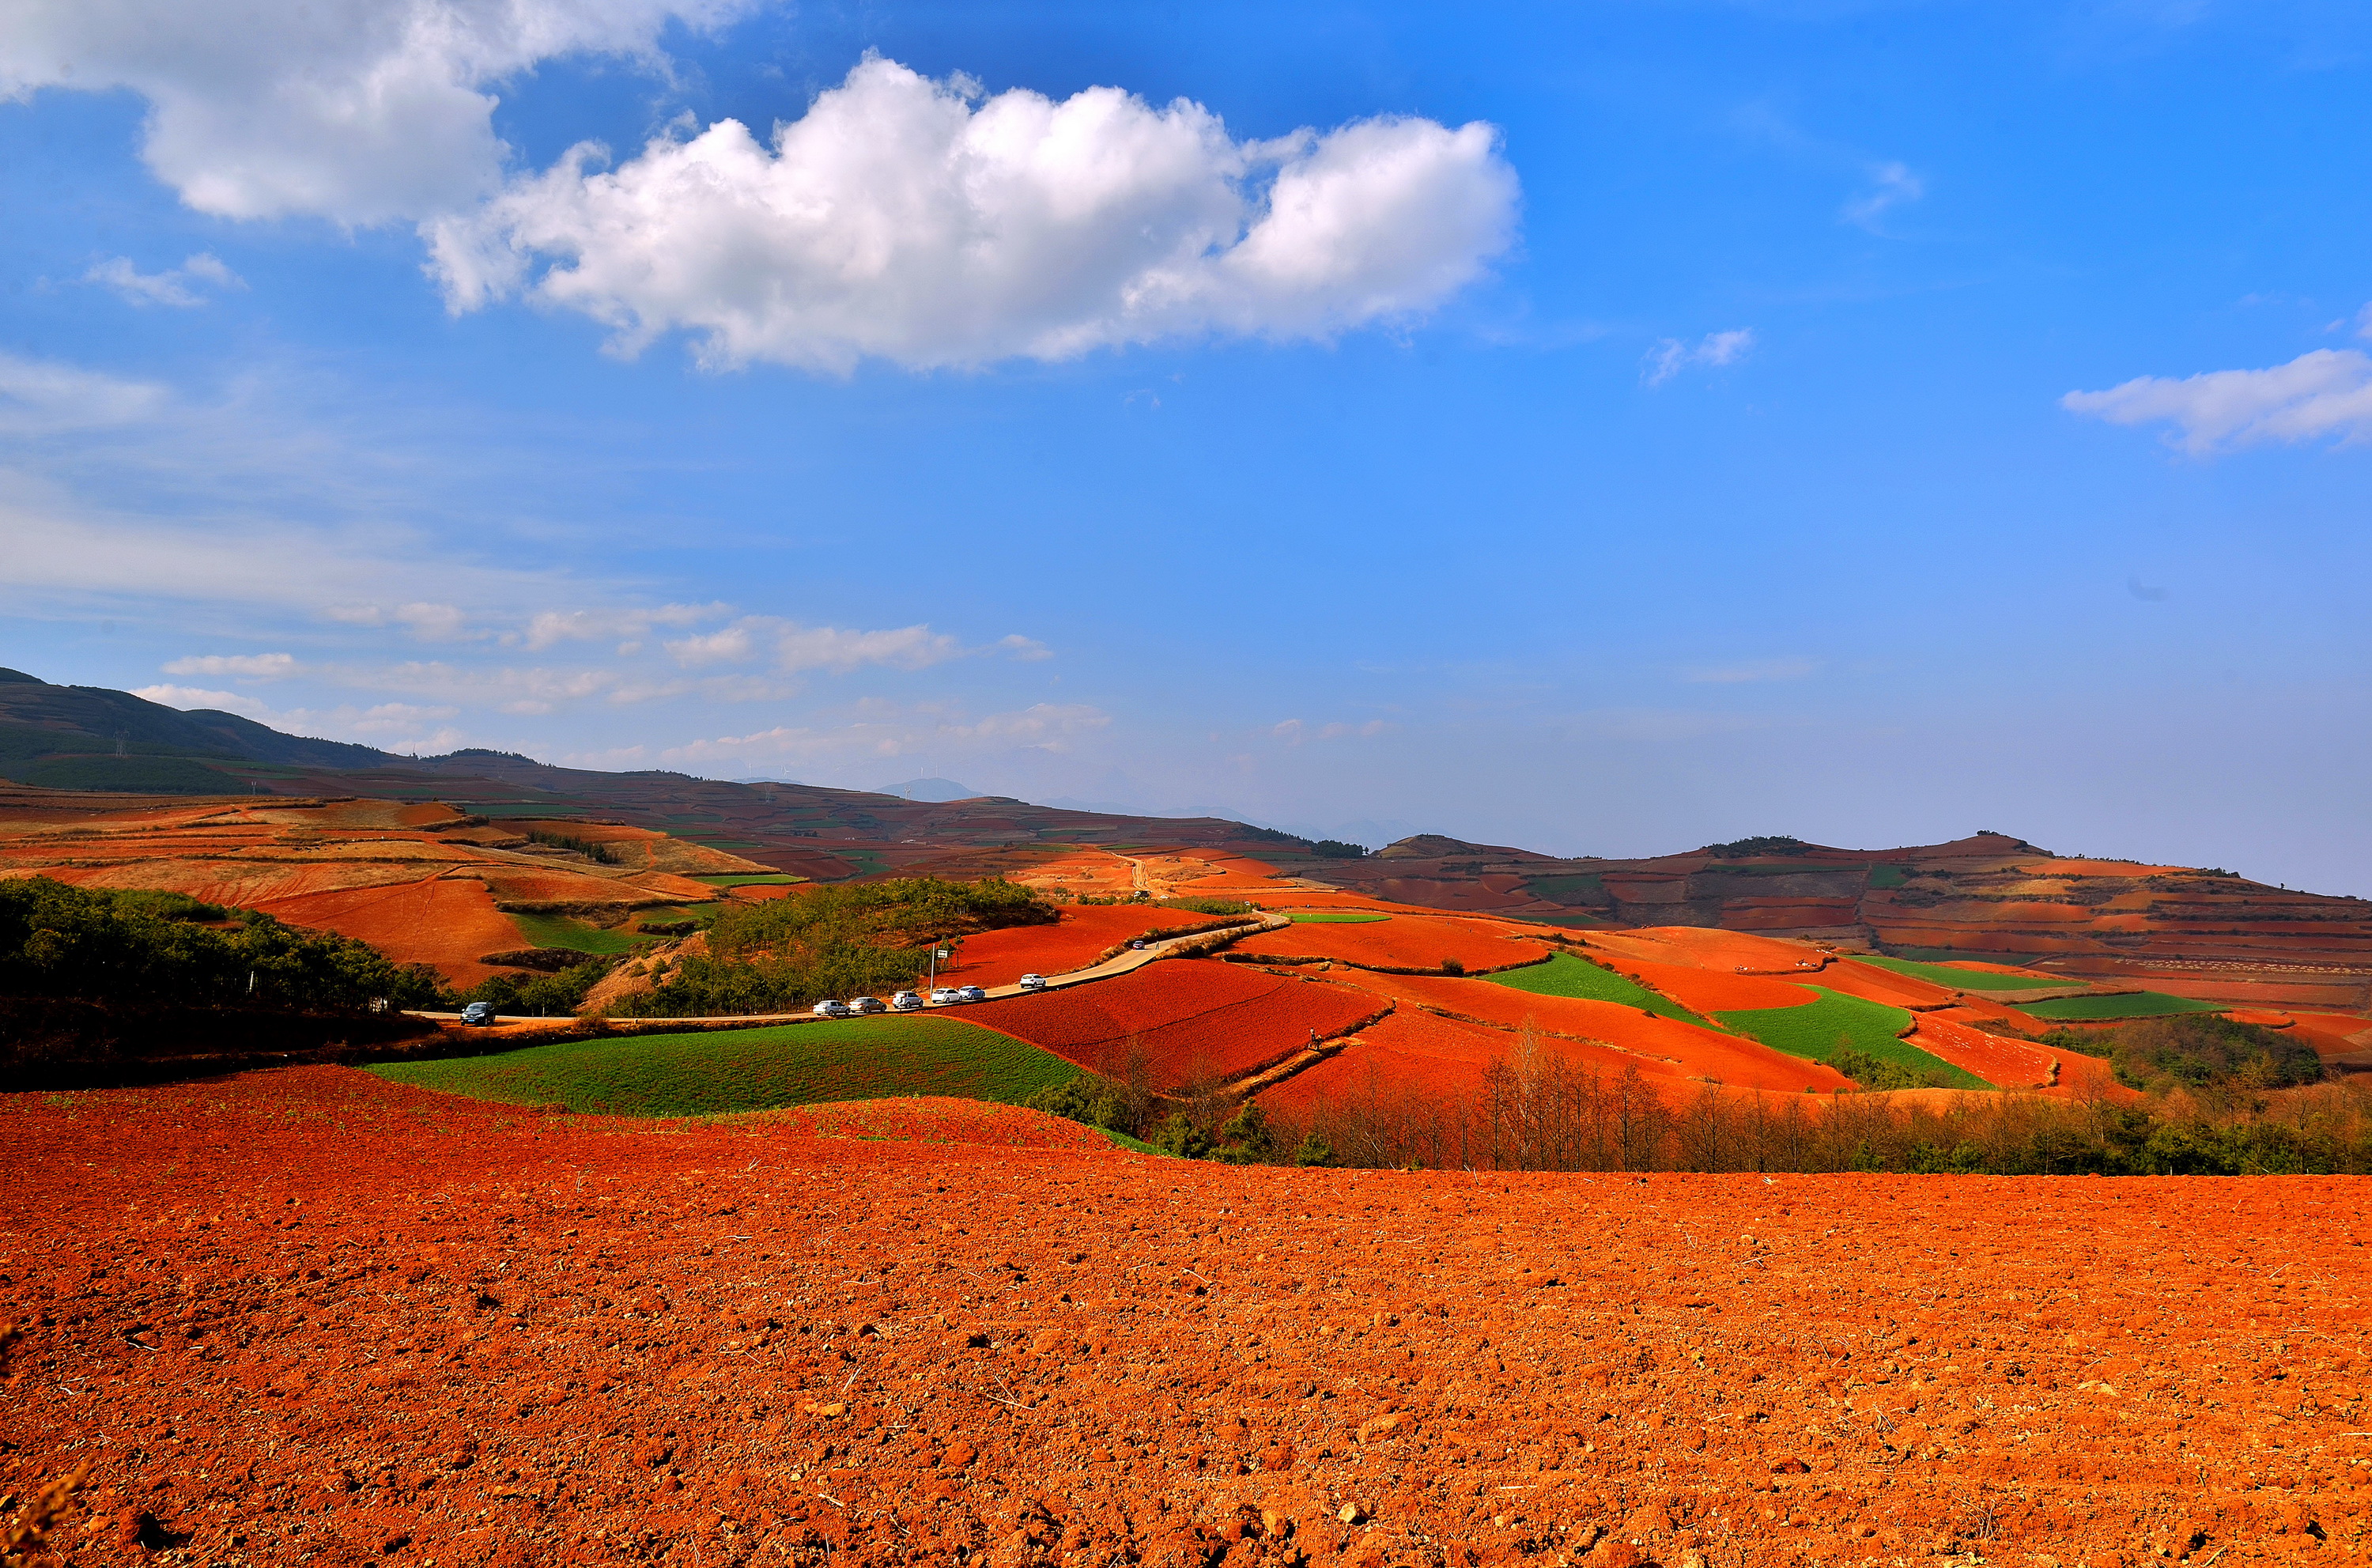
left=6, top=1071, right=2368, bottom=1568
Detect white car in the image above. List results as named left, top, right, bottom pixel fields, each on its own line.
left=850, top=996, right=886, bottom=1014
left=1018, top=973, right=1048, bottom=991
left=890, top=991, right=923, bottom=1011
left=956, top=985, right=988, bottom=1003
left=929, top=987, right=961, bottom=1005
left=811, top=999, right=852, bottom=1018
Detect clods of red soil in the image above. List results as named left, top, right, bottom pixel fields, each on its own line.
left=9, top=1069, right=2370, bottom=1567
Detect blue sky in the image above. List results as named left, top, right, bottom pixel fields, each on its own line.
left=3, top=1, right=2369, bottom=894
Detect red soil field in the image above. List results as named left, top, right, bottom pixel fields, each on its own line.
left=1252, top=1007, right=1516, bottom=1115
left=1231, top=913, right=1550, bottom=973
left=2275, top=1012, right=2372, bottom=1059
left=969, top=960, right=1379, bottom=1086
left=1590, top=926, right=1831, bottom=974
left=1814, top=958, right=1958, bottom=1011
left=1903, top=1016, right=2057, bottom=1089
left=940, top=907, right=1207, bottom=988
left=1587, top=954, right=1817, bottom=1014
left=1316, top=970, right=1845, bottom=1094
left=253, top=875, right=526, bottom=987
left=9, top=1068, right=2363, bottom=1568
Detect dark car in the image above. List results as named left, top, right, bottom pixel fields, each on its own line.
left=461, top=1001, right=499, bottom=1026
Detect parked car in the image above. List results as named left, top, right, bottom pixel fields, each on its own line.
left=929, top=987, right=961, bottom=1005
left=1128, top=940, right=1147, bottom=950
left=956, top=985, right=988, bottom=1003
left=851, top=996, right=886, bottom=1014
left=1018, top=973, right=1048, bottom=991
left=890, top=991, right=923, bottom=1011
left=812, top=999, right=852, bottom=1018
left=461, top=1000, right=498, bottom=1026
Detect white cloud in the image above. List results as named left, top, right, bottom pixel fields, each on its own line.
left=1681, top=656, right=1818, bottom=685
left=0, top=354, right=168, bottom=432
left=519, top=602, right=719, bottom=649
left=663, top=623, right=759, bottom=667
left=2062, top=346, right=2372, bottom=453
left=1, top=0, right=749, bottom=226
left=134, top=682, right=267, bottom=715
left=1644, top=327, right=1756, bottom=387
left=775, top=622, right=963, bottom=674
left=996, top=634, right=1053, bottom=661
left=162, top=651, right=298, bottom=679
left=84, top=252, right=244, bottom=308
left=1842, top=161, right=1923, bottom=229
left=429, top=55, right=1519, bottom=370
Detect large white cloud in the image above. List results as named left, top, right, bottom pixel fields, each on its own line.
left=429, top=56, right=1520, bottom=369
left=0, top=0, right=745, bottom=225
left=2063, top=346, right=2372, bottom=454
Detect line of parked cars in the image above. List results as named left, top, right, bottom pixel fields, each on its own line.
left=807, top=973, right=1056, bottom=1018
left=810, top=986, right=988, bottom=1018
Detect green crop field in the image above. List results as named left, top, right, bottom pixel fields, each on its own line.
left=508, top=911, right=644, bottom=955
left=1856, top=954, right=2084, bottom=992
left=2020, top=992, right=2227, bottom=1022
left=372, top=1015, right=1082, bottom=1117
left=1487, top=950, right=1715, bottom=1029
left=1715, top=988, right=1989, bottom=1090
left=1897, top=946, right=2034, bottom=966
left=689, top=872, right=807, bottom=886
left=1866, top=864, right=1908, bottom=889
left=1524, top=872, right=1607, bottom=905
left=1287, top=911, right=1390, bottom=924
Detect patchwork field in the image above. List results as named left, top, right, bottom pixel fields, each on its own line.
left=7, top=1068, right=2370, bottom=1568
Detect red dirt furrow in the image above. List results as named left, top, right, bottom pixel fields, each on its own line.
left=5, top=1069, right=2363, bottom=1568
left=1905, top=1016, right=2057, bottom=1089
left=967, top=960, right=1378, bottom=1086
left=939, top=907, right=1204, bottom=989
left=1230, top=914, right=1549, bottom=973
left=253, top=876, right=526, bottom=987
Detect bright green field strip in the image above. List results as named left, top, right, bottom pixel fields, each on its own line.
left=507, top=910, right=642, bottom=955
left=1856, top=954, right=2086, bottom=993
left=371, top=1016, right=1082, bottom=1117
left=689, top=872, right=807, bottom=886
left=1715, top=988, right=1989, bottom=1090
left=2020, top=992, right=2227, bottom=1022
left=1487, top=950, right=1714, bottom=1030
left=1287, top=911, right=1390, bottom=924
left=1866, top=864, right=1908, bottom=890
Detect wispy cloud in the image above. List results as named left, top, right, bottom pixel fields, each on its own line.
left=1842, top=161, right=1924, bottom=229
left=2063, top=345, right=2372, bottom=453
left=84, top=252, right=244, bottom=308
left=162, top=652, right=298, bottom=679
left=1644, top=328, right=1756, bottom=387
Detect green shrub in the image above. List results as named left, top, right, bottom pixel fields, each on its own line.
left=1025, top=1074, right=1133, bottom=1134
left=1827, top=1046, right=1951, bottom=1091
left=1215, top=1101, right=1277, bottom=1163
left=0, top=875, right=447, bottom=1012
left=458, top=958, right=614, bottom=1018
left=1309, top=840, right=1368, bottom=860
left=1158, top=897, right=1258, bottom=916
left=1294, top=1131, right=1334, bottom=1167
left=1150, top=1111, right=1213, bottom=1159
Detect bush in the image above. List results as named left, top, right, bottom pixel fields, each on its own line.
left=1294, top=1131, right=1334, bottom=1167
left=527, top=829, right=622, bottom=865
left=0, top=875, right=448, bottom=1014
left=1214, top=1101, right=1277, bottom=1163
left=457, top=958, right=614, bottom=1018
left=1439, top=958, right=1466, bottom=977
left=2109, top=1014, right=2322, bottom=1091
left=1310, top=840, right=1368, bottom=860
left=1150, top=1111, right=1213, bottom=1159
left=1827, top=1047, right=1951, bottom=1092
left=1158, top=897, right=1259, bottom=916
left=1024, top=1075, right=1133, bottom=1134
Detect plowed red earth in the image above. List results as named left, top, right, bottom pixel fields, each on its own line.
left=1309, top=972, right=1845, bottom=1094
left=1588, top=928, right=1832, bottom=975
left=1231, top=916, right=1548, bottom=973
left=1903, top=1017, right=2057, bottom=1090
left=969, top=961, right=1378, bottom=1086
left=941, top=909, right=1206, bottom=989
left=252, top=875, right=527, bottom=987
left=9, top=1070, right=2366, bottom=1568
left=1817, top=960, right=1957, bottom=1011
left=1582, top=955, right=1814, bottom=1015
